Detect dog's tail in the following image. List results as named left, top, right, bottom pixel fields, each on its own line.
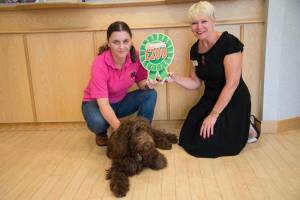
left=108, top=168, right=129, bottom=197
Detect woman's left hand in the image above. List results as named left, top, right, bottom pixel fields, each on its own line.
left=200, top=114, right=218, bottom=139
left=146, top=79, right=158, bottom=89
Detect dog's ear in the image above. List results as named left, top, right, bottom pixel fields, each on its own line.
left=109, top=123, right=130, bottom=159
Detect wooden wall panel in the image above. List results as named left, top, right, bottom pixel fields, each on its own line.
left=0, top=0, right=264, bottom=33
left=94, top=31, right=106, bottom=56
left=0, top=0, right=265, bottom=123
left=215, top=25, right=240, bottom=39
left=26, top=32, right=94, bottom=122
left=167, top=27, right=202, bottom=120
left=243, top=23, right=265, bottom=117
left=0, top=34, right=34, bottom=123
left=212, top=0, right=265, bottom=21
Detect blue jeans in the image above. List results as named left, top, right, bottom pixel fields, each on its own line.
left=81, top=89, right=157, bottom=136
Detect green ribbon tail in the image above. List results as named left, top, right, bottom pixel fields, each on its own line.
left=158, top=69, right=168, bottom=80
left=148, top=70, right=157, bottom=80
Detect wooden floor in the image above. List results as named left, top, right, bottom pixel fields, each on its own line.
left=0, top=123, right=299, bottom=200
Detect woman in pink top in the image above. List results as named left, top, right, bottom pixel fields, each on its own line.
left=82, top=21, right=157, bottom=146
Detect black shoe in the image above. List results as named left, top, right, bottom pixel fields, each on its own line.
left=250, top=115, right=261, bottom=139
left=96, top=135, right=108, bottom=146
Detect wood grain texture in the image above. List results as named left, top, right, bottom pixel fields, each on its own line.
left=243, top=23, right=265, bottom=117
left=0, top=0, right=266, bottom=123
left=0, top=0, right=264, bottom=33
left=0, top=124, right=299, bottom=199
left=0, top=34, right=34, bottom=123
left=26, top=32, right=94, bottom=122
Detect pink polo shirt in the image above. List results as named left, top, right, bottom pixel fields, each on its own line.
left=83, top=50, right=147, bottom=103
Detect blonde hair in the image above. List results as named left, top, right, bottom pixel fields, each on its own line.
left=188, top=1, right=216, bottom=21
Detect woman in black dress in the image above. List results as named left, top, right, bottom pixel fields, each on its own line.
left=169, top=1, right=259, bottom=158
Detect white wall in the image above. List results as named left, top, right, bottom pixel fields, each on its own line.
left=263, top=0, right=300, bottom=121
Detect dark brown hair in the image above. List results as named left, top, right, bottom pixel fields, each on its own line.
left=98, top=21, right=137, bottom=63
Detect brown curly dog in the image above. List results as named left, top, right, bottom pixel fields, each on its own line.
left=105, top=116, right=177, bottom=197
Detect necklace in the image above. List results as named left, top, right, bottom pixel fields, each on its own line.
left=201, top=55, right=205, bottom=65
left=198, top=42, right=209, bottom=65
left=198, top=32, right=221, bottom=66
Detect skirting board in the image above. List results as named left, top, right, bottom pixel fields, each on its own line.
left=261, top=116, right=300, bottom=133
left=1, top=118, right=299, bottom=134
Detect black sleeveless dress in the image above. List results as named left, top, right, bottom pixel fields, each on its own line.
left=178, top=31, right=251, bottom=158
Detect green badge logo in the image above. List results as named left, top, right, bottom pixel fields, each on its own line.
left=139, top=33, right=174, bottom=81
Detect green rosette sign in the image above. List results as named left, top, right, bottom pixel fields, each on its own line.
left=139, top=33, right=174, bottom=81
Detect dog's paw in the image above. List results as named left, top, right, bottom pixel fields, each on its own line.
left=150, top=154, right=167, bottom=170
left=111, top=183, right=128, bottom=197
left=110, top=173, right=129, bottom=197
left=112, top=187, right=127, bottom=198
left=167, top=134, right=178, bottom=144
left=157, top=141, right=172, bottom=150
